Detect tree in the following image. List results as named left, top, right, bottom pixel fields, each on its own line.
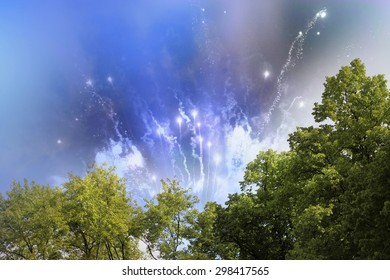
left=288, top=59, right=390, bottom=259
left=142, top=178, right=199, bottom=260
left=214, top=150, right=297, bottom=259
left=0, top=181, right=67, bottom=259
left=61, top=163, right=142, bottom=259
left=185, top=202, right=239, bottom=259
left=212, top=59, right=390, bottom=260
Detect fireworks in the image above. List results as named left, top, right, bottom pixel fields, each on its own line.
left=83, top=7, right=329, bottom=204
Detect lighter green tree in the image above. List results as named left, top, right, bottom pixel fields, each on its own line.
left=142, top=179, right=199, bottom=260
left=0, top=181, right=67, bottom=259
left=61, top=163, right=142, bottom=259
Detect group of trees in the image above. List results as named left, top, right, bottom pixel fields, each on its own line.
left=1, top=59, right=389, bottom=259
left=0, top=165, right=195, bottom=260
left=0, top=166, right=142, bottom=260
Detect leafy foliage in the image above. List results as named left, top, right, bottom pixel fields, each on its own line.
left=61, top=163, right=142, bottom=259
left=0, top=181, right=66, bottom=259
left=185, top=201, right=239, bottom=259
left=213, top=151, right=297, bottom=259
left=142, top=178, right=199, bottom=260
left=288, top=59, right=390, bottom=259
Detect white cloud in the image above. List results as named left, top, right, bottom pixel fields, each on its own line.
left=95, top=139, right=145, bottom=178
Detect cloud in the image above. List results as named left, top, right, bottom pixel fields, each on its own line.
left=95, top=139, right=145, bottom=178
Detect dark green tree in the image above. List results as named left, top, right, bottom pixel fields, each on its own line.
left=185, top=201, right=239, bottom=259
left=288, top=59, right=390, bottom=259
left=214, top=150, right=297, bottom=259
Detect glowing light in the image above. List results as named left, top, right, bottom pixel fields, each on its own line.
left=224, top=10, right=227, bottom=14
left=197, top=122, right=201, bottom=128
left=264, top=70, right=270, bottom=79
left=317, top=31, right=321, bottom=35
left=199, top=136, right=203, bottom=143
left=207, top=141, right=212, bottom=148
left=177, top=117, right=183, bottom=125
left=57, top=139, right=62, bottom=144
left=152, top=175, right=157, bottom=182
left=214, top=154, right=221, bottom=166
left=75, top=118, right=79, bottom=121
left=191, top=110, right=198, bottom=119
left=298, top=31, right=303, bottom=36
left=86, top=79, right=93, bottom=87
left=107, top=76, right=113, bottom=84
left=298, top=101, right=305, bottom=108
left=317, top=10, right=327, bottom=19
left=201, top=8, right=205, bottom=12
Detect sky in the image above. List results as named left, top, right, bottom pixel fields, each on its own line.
left=1, top=0, right=390, bottom=204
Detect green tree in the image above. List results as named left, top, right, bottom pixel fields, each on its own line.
left=0, top=181, right=67, bottom=259
left=214, top=150, right=297, bottom=259
left=61, top=163, right=142, bottom=259
left=142, top=178, right=199, bottom=260
left=185, top=202, right=239, bottom=259
left=211, top=59, right=390, bottom=260
left=288, top=59, right=390, bottom=259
